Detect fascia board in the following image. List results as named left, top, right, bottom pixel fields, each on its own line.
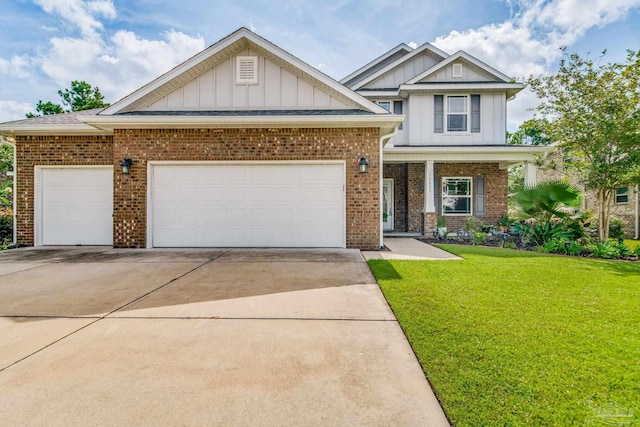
left=79, top=114, right=405, bottom=133
left=406, top=51, right=514, bottom=84
left=102, top=27, right=388, bottom=116
left=398, top=83, right=525, bottom=92
left=0, top=125, right=109, bottom=136
left=383, top=145, right=552, bottom=162
left=340, top=43, right=412, bottom=85
left=351, top=43, right=450, bottom=91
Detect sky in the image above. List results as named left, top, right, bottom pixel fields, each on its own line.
left=0, top=0, right=639, bottom=130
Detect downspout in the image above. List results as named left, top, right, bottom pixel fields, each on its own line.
left=1, top=137, right=16, bottom=245
left=380, top=126, right=400, bottom=249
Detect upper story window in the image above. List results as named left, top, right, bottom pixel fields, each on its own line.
left=447, top=96, right=468, bottom=132
left=434, top=94, right=480, bottom=134
left=377, top=101, right=391, bottom=111
left=377, top=100, right=404, bottom=130
left=615, top=187, right=629, bottom=204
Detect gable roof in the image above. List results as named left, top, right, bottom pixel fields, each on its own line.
left=406, top=50, right=513, bottom=84
left=348, top=42, right=449, bottom=91
left=340, top=43, right=413, bottom=88
left=101, top=27, right=388, bottom=116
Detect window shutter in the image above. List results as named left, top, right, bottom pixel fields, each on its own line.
left=470, top=94, right=481, bottom=133
left=475, top=176, right=485, bottom=216
left=434, top=95, right=444, bottom=133
left=434, top=176, right=441, bottom=215
left=393, top=101, right=403, bottom=130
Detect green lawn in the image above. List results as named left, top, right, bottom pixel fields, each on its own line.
left=369, top=245, right=640, bottom=426
left=621, top=239, right=640, bottom=251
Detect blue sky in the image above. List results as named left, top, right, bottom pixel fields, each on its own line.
left=1, top=0, right=639, bottom=129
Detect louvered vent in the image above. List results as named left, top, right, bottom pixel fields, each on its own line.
left=236, top=56, right=258, bottom=84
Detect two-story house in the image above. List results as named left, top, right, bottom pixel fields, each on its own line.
left=343, top=43, right=547, bottom=235
left=0, top=28, right=547, bottom=249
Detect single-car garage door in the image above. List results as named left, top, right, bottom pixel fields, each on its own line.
left=150, top=162, right=345, bottom=248
left=37, top=167, right=113, bottom=246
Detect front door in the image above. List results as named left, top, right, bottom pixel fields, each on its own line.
left=383, top=178, right=394, bottom=231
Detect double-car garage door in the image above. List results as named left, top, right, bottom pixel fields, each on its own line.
left=37, top=162, right=345, bottom=248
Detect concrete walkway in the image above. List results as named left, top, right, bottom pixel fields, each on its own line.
left=0, top=247, right=449, bottom=426
left=363, top=237, right=462, bottom=261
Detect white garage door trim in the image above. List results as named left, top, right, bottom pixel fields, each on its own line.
left=147, top=161, right=346, bottom=248
left=35, top=166, right=114, bottom=246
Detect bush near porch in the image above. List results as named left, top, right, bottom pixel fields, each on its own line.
left=369, top=245, right=640, bottom=426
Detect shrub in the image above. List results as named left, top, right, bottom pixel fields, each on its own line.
left=634, top=246, right=640, bottom=258
left=0, top=214, right=12, bottom=247
left=613, top=242, right=632, bottom=258
left=587, top=242, right=621, bottom=259
left=471, top=230, right=487, bottom=245
left=464, top=217, right=485, bottom=232
left=608, top=218, right=625, bottom=240
left=514, top=220, right=571, bottom=246
left=541, top=238, right=584, bottom=256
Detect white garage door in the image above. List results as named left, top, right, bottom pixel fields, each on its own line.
left=38, top=167, right=113, bottom=246
left=150, top=163, right=345, bottom=248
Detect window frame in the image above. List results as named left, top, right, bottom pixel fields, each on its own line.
left=444, top=94, right=470, bottom=133
left=376, top=101, right=392, bottom=111
left=615, top=187, right=629, bottom=204
left=441, top=177, right=473, bottom=216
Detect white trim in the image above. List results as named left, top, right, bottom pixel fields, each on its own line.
left=101, top=28, right=389, bottom=116
left=34, top=165, right=114, bottom=247
left=406, top=50, right=513, bottom=84
left=444, top=94, right=470, bottom=134
left=383, top=145, right=551, bottom=164
left=146, top=160, right=346, bottom=249
left=424, top=161, right=435, bottom=213
left=441, top=176, right=473, bottom=216
left=340, top=43, right=413, bottom=85
left=79, top=114, right=404, bottom=136
left=351, top=43, right=449, bottom=90
left=382, top=178, right=394, bottom=231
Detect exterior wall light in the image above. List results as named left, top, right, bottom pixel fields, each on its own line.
left=359, top=157, right=369, bottom=174
left=121, top=158, right=133, bottom=175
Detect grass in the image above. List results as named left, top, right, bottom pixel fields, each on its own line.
left=368, top=245, right=640, bottom=426
left=621, top=239, right=640, bottom=251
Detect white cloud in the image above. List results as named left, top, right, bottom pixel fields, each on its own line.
left=33, top=0, right=116, bottom=37
left=36, top=30, right=205, bottom=102
left=432, top=0, right=640, bottom=129
left=0, top=100, right=33, bottom=123
left=0, top=55, right=33, bottom=79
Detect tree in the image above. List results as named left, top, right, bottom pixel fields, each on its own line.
left=25, top=81, right=109, bottom=118
left=528, top=49, right=640, bottom=241
left=507, top=118, right=552, bottom=146
left=0, top=140, right=13, bottom=213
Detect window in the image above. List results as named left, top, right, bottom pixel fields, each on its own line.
left=435, top=95, right=480, bottom=133
left=615, top=187, right=629, bottom=204
left=377, top=101, right=391, bottom=111
left=446, top=95, right=468, bottom=132
left=442, top=177, right=472, bottom=215
left=236, top=56, right=258, bottom=85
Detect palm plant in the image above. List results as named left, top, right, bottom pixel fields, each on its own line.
left=514, top=180, right=581, bottom=222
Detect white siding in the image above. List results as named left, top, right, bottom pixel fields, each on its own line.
left=141, top=48, right=350, bottom=110
left=420, top=62, right=499, bottom=83
left=389, top=92, right=506, bottom=146
left=362, top=52, right=440, bottom=89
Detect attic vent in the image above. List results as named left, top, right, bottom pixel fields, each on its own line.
left=236, top=56, right=258, bottom=85
left=452, top=63, right=463, bottom=78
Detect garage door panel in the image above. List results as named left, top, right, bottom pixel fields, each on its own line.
left=151, top=163, right=344, bottom=247
left=40, top=168, right=113, bottom=246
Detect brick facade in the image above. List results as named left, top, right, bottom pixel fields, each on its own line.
left=385, top=162, right=508, bottom=235
left=15, top=128, right=381, bottom=250
left=14, top=135, right=114, bottom=245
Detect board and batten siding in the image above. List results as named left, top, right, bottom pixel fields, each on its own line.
left=362, top=52, right=440, bottom=90
left=400, top=93, right=506, bottom=145
left=419, top=62, right=497, bottom=83
left=144, top=48, right=350, bottom=110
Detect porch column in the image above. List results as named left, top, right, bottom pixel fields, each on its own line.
left=424, top=161, right=436, bottom=212
left=524, top=161, right=537, bottom=186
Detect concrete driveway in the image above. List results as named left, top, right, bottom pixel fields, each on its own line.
left=0, top=247, right=449, bottom=426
